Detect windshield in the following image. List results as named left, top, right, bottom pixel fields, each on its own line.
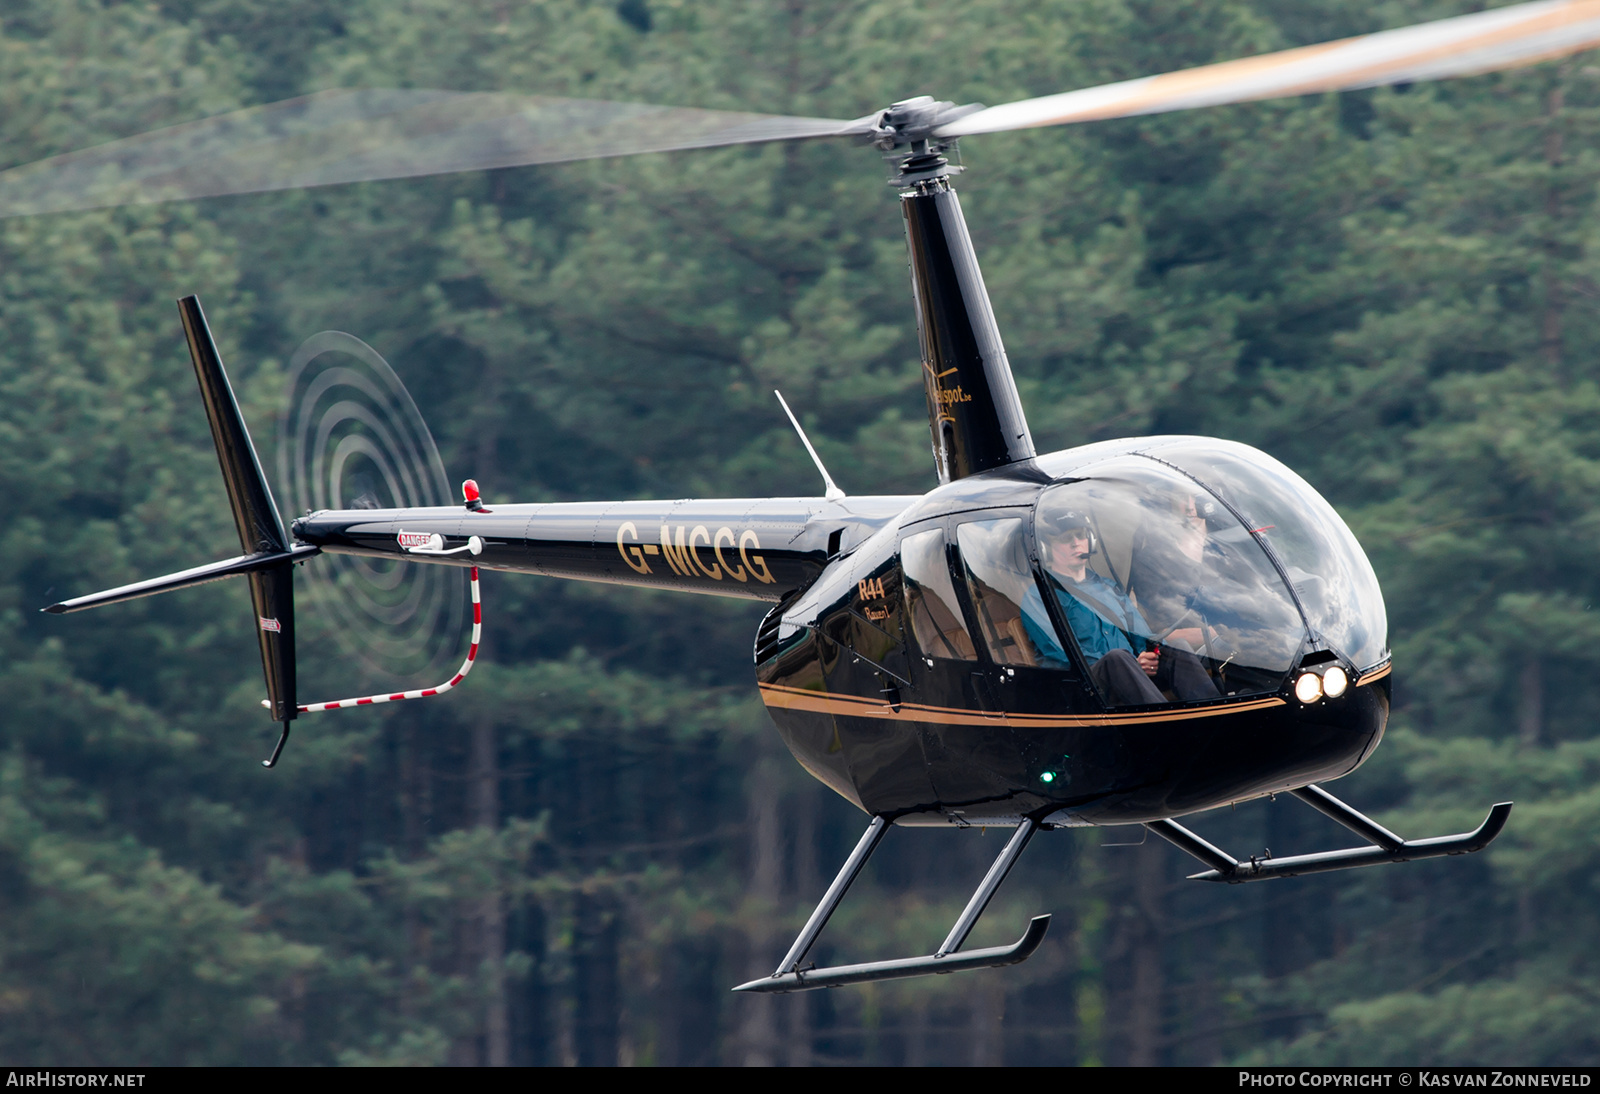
left=1034, top=458, right=1307, bottom=704
left=1148, top=440, right=1388, bottom=671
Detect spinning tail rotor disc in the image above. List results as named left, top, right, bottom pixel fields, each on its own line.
left=277, top=332, right=466, bottom=683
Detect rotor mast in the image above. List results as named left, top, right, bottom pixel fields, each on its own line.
left=878, top=98, right=1035, bottom=484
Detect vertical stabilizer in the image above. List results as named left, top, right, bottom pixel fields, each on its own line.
left=176, top=296, right=297, bottom=726
left=178, top=297, right=287, bottom=554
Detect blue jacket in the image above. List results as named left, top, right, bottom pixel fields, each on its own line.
left=1022, top=572, right=1151, bottom=669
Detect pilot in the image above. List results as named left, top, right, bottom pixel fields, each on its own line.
left=1023, top=507, right=1220, bottom=706
left=1021, top=509, right=1166, bottom=706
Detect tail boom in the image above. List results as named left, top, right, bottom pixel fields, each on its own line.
left=291, top=495, right=915, bottom=601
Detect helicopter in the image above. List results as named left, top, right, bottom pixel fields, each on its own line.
left=10, top=0, right=1594, bottom=995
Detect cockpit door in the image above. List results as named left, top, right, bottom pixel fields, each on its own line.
left=955, top=518, right=1051, bottom=668
left=951, top=516, right=1093, bottom=718
left=1034, top=458, right=1308, bottom=706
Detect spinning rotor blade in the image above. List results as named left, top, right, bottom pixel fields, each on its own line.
left=939, top=0, right=1600, bottom=137
left=3, top=0, right=1598, bottom=221
left=0, top=90, right=868, bottom=218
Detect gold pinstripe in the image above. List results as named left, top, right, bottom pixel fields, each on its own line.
left=1355, top=662, right=1392, bottom=688
left=758, top=682, right=1286, bottom=728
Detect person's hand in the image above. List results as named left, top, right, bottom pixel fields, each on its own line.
left=1166, top=627, right=1203, bottom=649
left=1137, top=650, right=1160, bottom=677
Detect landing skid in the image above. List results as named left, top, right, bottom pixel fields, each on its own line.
left=734, top=785, right=1509, bottom=993
left=1146, top=784, right=1513, bottom=883
left=733, top=815, right=1050, bottom=994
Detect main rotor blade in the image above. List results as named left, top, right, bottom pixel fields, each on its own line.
left=939, top=0, right=1600, bottom=137
left=0, top=90, right=868, bottom=218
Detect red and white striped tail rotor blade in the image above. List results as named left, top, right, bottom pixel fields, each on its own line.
left=939, top=0, right=1600, bottom=138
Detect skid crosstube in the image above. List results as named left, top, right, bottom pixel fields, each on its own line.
left=1145, top=783, right=1513, bottom=883
left=733, top=815, right=1049, bottom=995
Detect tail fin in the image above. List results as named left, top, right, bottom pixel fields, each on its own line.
left=178, top=297, right=288, bottom=556
left=44, top=296, right=305, bottom=761
left=174, top=296, right=299, bottom=735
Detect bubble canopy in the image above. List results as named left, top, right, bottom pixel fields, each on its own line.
left=1030, top=440, right=1387, bottom=705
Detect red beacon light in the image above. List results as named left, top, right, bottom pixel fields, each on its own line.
left=462, top=479, right=488, bottom=512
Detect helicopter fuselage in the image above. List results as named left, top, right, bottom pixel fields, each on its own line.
left=292, top=430, right=1391, bottom=830
left=41, top=4, right=1573, bottom=988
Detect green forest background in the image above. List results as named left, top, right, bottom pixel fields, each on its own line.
left=3, top=0, right=1599, bottom=1066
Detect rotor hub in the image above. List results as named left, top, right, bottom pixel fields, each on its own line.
left=869, top=96, right=977, bottom=148
left=869, top=96, right=983, bottom=186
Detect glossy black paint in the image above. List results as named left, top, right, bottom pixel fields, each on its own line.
left=902, top=177, right=1035, bottom=483
left=292, top=496, right=913, bottom=601
left=55, top=177, right=1397, bottom=843
left=179, top=297, right=288, bottom=555
left=44, top=544, right=319, bottom=615
left=291, top=448, right=1389, bottom=827
left=179, top=296, right=298, bottom=723
left=750, top=461, right=1389, bottom=826
left=761, top=673, right=1387, bottom=826
left=246, top=562, right=297, bottom=724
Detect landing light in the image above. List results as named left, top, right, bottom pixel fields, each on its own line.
left=1322, top=666, right=1349, bottom=698
left=1039, top=771, right=1056, bottom=784
left=1294, top=672, right=1323, bottom=704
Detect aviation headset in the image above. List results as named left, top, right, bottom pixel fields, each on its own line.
left=1038, top=506, right=1097, bottom=554
left=1191, top=494, right=1235, bottom=535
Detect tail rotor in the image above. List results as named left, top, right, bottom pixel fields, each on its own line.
left=276, top=331, right=466, bottom=684
left=43, top=300, right=479, bottom=769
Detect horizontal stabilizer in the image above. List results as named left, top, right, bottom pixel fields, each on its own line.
left=42, top=545, right=319, bottom=614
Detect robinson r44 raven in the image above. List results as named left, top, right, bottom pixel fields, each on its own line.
left=21, top=0, right=1595, bottom=993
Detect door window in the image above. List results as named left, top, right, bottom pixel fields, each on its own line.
left=901, top=527, right=977, bottom=661
left=956, top=518, right=1057, bottom=667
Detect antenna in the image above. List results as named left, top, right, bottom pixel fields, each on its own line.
left=775, top=390, right=845, bottom=502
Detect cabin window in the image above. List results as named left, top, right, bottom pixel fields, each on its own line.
left=901, top=528, right=977, bottom=661
left=955, top=518, right=1054, bottom=667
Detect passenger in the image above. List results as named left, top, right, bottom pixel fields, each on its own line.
left=1128, top=493, right=1226, bottom=702
left=1129, top=493, right=1210, bottom=646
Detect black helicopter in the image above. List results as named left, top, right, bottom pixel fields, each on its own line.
left=14, top=0, right=1595, bottom=994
